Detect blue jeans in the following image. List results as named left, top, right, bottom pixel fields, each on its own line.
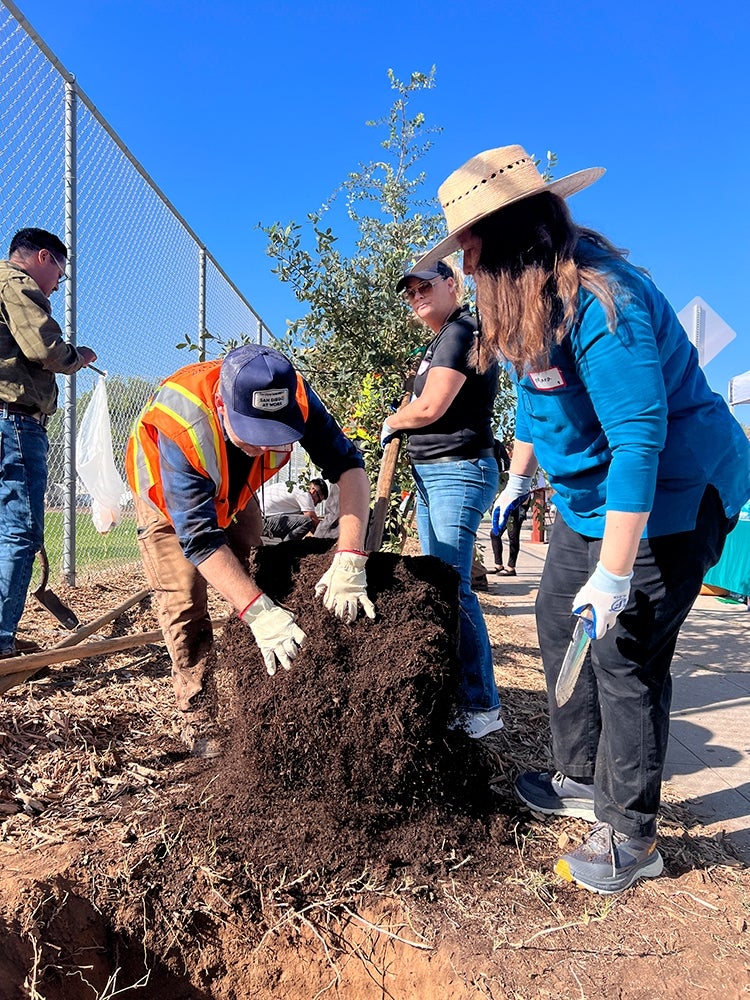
left=412, top=456, right=499, bottom=712
left=536, top=485, right=734, bottom=838
left=0, top=414, right=48, bottom=653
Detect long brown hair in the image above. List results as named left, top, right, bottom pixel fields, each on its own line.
left=470, top=192, right=632, bottom=374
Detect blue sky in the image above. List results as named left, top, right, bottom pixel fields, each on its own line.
left=14, top=0, right=750, bottom=413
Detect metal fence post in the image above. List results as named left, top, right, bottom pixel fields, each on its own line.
left=63, top=74, right=78, bottom=586
left=199, top=247, right=207, bottom=361
left=1, top=0, right=276, bottom=584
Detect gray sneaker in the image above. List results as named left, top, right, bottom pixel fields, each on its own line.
left=448, top=708, right=504, bottom=739
left=515, top=770, right=596, bottom=821
left=554, top=822, right=664, bottom=894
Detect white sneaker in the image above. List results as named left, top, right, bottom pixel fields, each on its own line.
left=449, top=708, right=504, bottom=739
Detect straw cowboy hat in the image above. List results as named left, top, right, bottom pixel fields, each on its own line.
left=414, top=144, right=605, bottom=268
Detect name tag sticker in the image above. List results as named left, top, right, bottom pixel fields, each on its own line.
left=529, top=367, right=566, bottom=390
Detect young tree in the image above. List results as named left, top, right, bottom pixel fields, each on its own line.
left=261, top=69, right=515, bottom=542
left=262, top=69, right=444, bottom=416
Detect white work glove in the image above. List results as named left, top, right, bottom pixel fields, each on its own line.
left=239, top=594, right=306, bottom=676
left=380, top=418, right=400, bottom=448
left=572, top=561, right=632, bottom=640
left=314, top=550, right=376, bottom=622
left=491, top=473, right=533, bottom=536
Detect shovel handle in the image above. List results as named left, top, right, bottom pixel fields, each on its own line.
left=52, top=588, right=152, bottom=649
left=0, top=630, right=165, bottom=678
left=0, top=616, right=231, bottom=684
left=365, top=388, right=413, bottom=553
left=36, top=546, right=50, bottom=591
left=365, top=435, right=402, bottom=553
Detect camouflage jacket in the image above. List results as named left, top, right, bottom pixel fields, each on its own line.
left=0, top=259, right=86, bottom=415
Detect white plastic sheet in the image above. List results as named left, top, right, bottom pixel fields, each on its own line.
left=76, top=376, right=126, bottom=534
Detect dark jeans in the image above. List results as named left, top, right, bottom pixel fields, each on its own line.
left=490, top=507, right=524, bottom=568
left=262, top=513, right=312, bottom=542
left=0, top=414, right=48, bottom=653
left=535, top=486, right=734, bottom=838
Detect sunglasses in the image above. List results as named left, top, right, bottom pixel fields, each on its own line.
left=401, top=277, right=445, bottom=302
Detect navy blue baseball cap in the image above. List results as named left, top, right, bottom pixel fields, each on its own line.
left=395, top=258, right=454, bottom=293
left=219, top=344, right=305, bottom=446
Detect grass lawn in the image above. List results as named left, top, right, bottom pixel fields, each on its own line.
left=40, top=509, right=140, bottom=581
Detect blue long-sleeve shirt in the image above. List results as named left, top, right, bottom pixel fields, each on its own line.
left=158, top=384, right=364, bottom=564
left=513, top=247, right=750, bottom=537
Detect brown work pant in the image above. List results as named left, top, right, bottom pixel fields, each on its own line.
left=133, top=495, right=262, bottom=712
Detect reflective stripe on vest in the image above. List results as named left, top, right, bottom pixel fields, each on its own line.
left=126, top=361, right=309, bottom=528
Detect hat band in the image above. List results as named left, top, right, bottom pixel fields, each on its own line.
left=440, top=154, right=545, bottom=237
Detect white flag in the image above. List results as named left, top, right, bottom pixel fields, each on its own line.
left=677, top=297, right=736, bottom=367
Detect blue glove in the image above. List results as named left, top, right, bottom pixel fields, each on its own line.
left=380, top=418, right=400, bottom=448
left=572, top=561, right=632, bottom=640
left=491, top=473, right=533, bottom=536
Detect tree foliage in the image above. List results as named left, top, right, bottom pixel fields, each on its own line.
left=260, top=69, right=515, bottom=542
left=261, top=69, right=446, bottom=420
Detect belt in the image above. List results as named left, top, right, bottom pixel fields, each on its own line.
left=0, top=402, right=50, bottom=428
left=412, top=447, right=496, bottom=466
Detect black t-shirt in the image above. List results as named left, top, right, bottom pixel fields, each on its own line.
left=406, top=306, right=498, bottom=463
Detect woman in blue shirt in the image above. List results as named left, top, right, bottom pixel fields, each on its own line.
left=413, top=144, right=750, bottom=894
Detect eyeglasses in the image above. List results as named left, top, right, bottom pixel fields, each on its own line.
left=35, top=246, right=67, bottom=282
left=48, top=250, right=67, bottom=282
left=401, top=277, right=444, bottom=303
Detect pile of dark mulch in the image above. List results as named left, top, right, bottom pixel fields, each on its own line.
left=168, top=539, right=506, bottom=887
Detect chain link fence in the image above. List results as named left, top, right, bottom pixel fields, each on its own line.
left=0, top=1, right=312, bottom=585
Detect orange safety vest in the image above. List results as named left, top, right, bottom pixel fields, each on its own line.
left=125, top=360, right=309, bottom=529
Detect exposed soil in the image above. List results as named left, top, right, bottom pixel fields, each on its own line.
left=0, top=540, right=748, bottom=1000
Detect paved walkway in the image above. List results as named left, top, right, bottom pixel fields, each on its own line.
left=477, top=520, right=750, bottom=862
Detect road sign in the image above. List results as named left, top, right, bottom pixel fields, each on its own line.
left=677, top=296, right=736, bottom=367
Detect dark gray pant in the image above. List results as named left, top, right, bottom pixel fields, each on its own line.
left=490, top=507, right=524, bottom=568
left=262, top=513, right=311, bottom=542
left=535, top=486, right=734, bottom=838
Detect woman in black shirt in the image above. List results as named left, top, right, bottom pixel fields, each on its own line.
left=381, top=259, right=500, bottom=737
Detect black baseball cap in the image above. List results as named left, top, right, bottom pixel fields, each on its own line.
left=395, top=259, right=454, bottom=293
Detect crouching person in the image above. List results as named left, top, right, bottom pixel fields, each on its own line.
left=126, top=344, right=374, bottom=757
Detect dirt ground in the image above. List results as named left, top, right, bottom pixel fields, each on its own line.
left=0, top=539, right=748, bottom=1000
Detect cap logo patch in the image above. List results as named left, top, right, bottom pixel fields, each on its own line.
left=252, top=388, right=289, bottom=412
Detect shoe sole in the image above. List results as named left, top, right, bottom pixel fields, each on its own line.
left=515, top=785, right=596, bottom=822
left=554, top=850, right=664, bottom=894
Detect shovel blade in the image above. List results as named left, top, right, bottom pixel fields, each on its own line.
left=32, top=586, right=80, bottom=630
left=33, top=549, right=80, bottom=630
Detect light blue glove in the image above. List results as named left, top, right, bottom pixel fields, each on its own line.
left=491, top=473, right=533, bottom=536
left=380, top=418, right=400, bottom=448
left=572, top=561, right=632, bottom=640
